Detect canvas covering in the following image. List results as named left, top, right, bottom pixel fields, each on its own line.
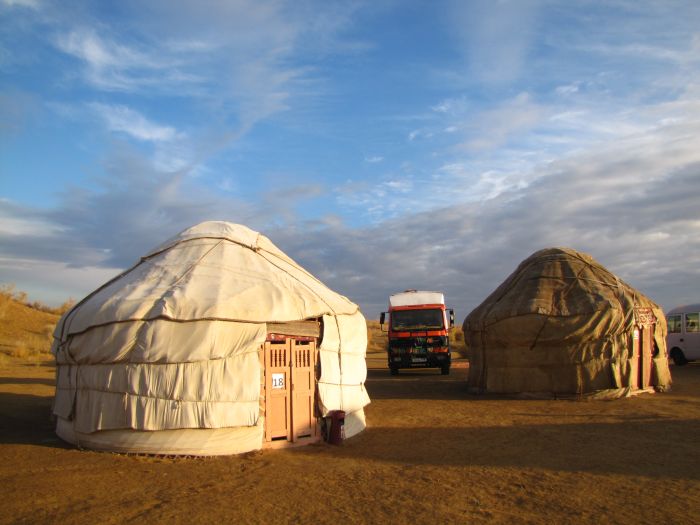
left=463, top=247, right=671, bottom=399
left=52, top=221, right=370, bottom=454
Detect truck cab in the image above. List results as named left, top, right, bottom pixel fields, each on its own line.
left=380, top=290, right=454, bottom=375
left=666, top=304, right=700, bottom=365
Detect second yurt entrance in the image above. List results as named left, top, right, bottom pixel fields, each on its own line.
left=632, top=308, right=656, bottom=390
left=261, top=321, right=321, bottom=447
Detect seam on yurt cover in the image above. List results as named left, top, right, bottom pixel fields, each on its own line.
left=257, top=247, right=345, bottom=294
left=141, top=235, right=258, bottom=261
left=254, top=249, right=353, bottom=383
left=58, top=315, right=318, bottom=339
left=169, top=238, right=225, bottom=288
left=57, top=255, right=149, bottom=346
left=536, top=275, right=623, bottom=289
left=59, top=234, right=251, bottom=341
left=60, top=345, right=263, bottom=365
left=140, top=232, right=358, bottom=314
left=133, top=239, right=225, bottom=361
left=71, top=388, right=259, bottom=403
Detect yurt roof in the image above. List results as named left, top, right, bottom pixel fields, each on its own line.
left=56, top=221, right=360, bottom=340
left=464, top=247, right=662, bottom=330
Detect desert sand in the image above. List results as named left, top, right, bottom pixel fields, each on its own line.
left=1, top=351, right=699, bottom=524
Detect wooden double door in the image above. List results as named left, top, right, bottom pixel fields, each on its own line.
left=262, top=338, right=320, bottom=446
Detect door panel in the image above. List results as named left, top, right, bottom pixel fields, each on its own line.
left=638, top=326, right=653, bottom=388
left=263, top=338, right=318, bottom=445
left=292, top=340, right=316, bottom=440
left=264, top=340, right=291, bottom=441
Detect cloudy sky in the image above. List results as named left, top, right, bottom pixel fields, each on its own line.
left=1, top=0, right=699, bottom=319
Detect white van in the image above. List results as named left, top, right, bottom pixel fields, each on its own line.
left=666, top=304, right=700, bottom=365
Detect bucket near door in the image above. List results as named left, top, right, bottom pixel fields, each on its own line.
left=327, top=410, right=345, bottom=445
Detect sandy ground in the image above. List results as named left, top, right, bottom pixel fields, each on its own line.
left=1, top=357, right=699, bottom=524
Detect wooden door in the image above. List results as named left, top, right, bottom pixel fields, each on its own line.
left=264, top=339, right=292, bottom=442
left=291, top=339, right=317, bottom=441
left=638, top=325, right=653, bottom=388
left=632, top=308, right=657, bottom=390
left=262, top=337, right=319, bottom=445
left=633, top=325, right=653, bottom=389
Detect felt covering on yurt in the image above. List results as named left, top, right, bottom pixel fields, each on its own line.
left=463, top=247, right=671, bottom=399
left=52, top=221, right=370, bottom=455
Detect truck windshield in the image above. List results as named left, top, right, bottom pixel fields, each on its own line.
left=391, top=309, right=444, bottom=330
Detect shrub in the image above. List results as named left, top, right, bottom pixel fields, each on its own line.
left=7, top=342, right=30, bottom=359
left=54, top=298, right=76, bottom=316
left=0, top=283, right=15, bottom=319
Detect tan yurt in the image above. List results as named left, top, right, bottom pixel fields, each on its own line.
left=51, top=221, right=369, bottom=455
left=463, top=247, right=671, bottom=399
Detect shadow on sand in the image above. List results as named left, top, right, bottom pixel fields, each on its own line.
left=299, top=418, right=700, bottom=480
left=0, top=392, right=67, bottom=448
left=0, top=376, right=55, bottom=387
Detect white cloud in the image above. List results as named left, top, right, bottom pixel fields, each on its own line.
left=0, top=200, right=61, bottom=236
left=163, top=38, right=219, bottom=54
left=0, top=257, right=120, bottom=306
left=583, top=41, right=700, bottom=66
left=459, top=92, right=543, bottom=152
left=3, top=103, right=699, bottom=317
left=44, top=2, right=369, bottom=159
left=90, top=103, right=180, bottom=142
left=1, top=0, right=40, bottom=9
left=55, top=28, right=170, bottom=91
left=555, top=83, right=580, bottom=96
left=3, top=0, right=700, bottom=319
left=217, top=178, right=236, bottom=193
left=282, top=115, right=700, bottom=318
left=364, top=156, right=383, bottom=163
left=431, top=97, right=469, bottom=115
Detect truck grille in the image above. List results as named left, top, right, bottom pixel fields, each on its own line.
left=389, top=336, right=447, bottom=354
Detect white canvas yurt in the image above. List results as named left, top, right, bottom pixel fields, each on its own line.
left=51, top=221, right=369, bottom=455
left=463, top=247, right=671, bottom=399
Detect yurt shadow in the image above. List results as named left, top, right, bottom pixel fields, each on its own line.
left=0, top=376, right=55, bottom=387
left=0, top=392, right=68, bottom=448
left=320, top=420, right=700, bottom=479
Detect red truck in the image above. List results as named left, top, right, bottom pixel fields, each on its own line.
left=379, top=290, right=454, bottom=375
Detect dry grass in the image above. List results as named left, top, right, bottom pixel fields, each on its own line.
left=0, top=284, right=14, bottom=320
left=0, top=283, right=74, bottom=318
left=0, top=285, right=59, bottom=361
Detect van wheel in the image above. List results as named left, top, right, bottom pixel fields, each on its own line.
left=390, top=367, right=399, bottom=376
left=670, top=348, right=688, bottom=366
left=441, top=365, right=450, bottom=375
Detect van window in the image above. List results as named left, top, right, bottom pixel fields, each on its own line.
left=668, top=314, right=682, bottom=333
left=686, top=313, right=699, bottom=333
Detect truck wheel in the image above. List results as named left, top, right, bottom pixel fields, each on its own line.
left=670, top=348, right=688, bottom=366
left=441, top=365, right=450, bottom=375
left=390, top=367, right=399, bottom=376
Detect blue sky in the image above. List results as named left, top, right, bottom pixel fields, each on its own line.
left=1, top=0, right=699, bottom=319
